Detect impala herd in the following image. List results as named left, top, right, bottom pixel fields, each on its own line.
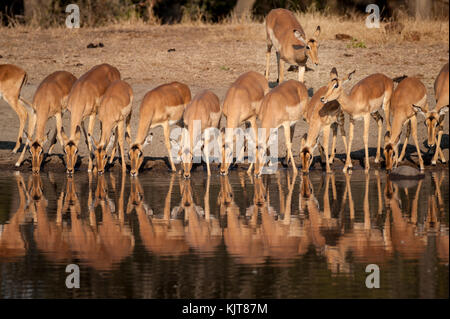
left=0, top=8, right=448, bottom=177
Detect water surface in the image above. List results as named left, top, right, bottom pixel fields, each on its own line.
left=0, top=169, right=448, bottom=298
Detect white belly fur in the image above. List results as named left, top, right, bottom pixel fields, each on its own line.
left=268, top=28, right=281, bottom=52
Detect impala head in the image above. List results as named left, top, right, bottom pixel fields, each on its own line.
left=300, top=146, right=314, bottom=173
left=26, top=131, right=49, bottom=174
left=422, top=106, right=448, bottom=147
left=28, top=173, right=44, bottom=201
left=294, top=26, right=321, bottom=66
left=89, top=134, right=115, bottom=175
left=218, top=176, right=234, bottom=207
left=181, top=146, right=194, bottom=179
left=383, top=131, right=399, bottom=172
left=180, top=178, right=194, bottom=207
left=321, top=68, right=355, bottom=104
left=62, top=126, right=81, bottom=175
left=300, top=174, right=313, bottom=199
left=128, top=134, right=152, bottom=177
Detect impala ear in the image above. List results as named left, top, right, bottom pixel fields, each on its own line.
left=61, top=127, right=69, bottom=145
left=330, top=67, right=338, bottom=80
left=313, top=26, right=321, bottom=39
left=384, top=131, right=391, bottom=144
left=438, top=105, right=449, bottom=116
left=42, top=130, right=51, bottom=146
left=343, top=70, right=355, bottom=85
left=73, top=126, right=81, bottom=145
left=293, top=30, right=306, bottom=45
left=88, top=134, right=97, bottom=152
left=412, top=104, right=426, bottom=116
left=23, top=131, right=31, bottom=144
left=142, top=133, right=153, bottom=148
left=105, top=134, right=115, bottom=153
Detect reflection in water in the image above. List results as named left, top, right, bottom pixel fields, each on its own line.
left=0, top=169, right=448, bottom=298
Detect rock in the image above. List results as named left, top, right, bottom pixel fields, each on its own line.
left=389, top=165, right=425, bottom=178
left=335, top=34, right=352, bottom=40
left=389, top=165, right=425, bottom=188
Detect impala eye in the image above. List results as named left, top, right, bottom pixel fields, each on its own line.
left=334, top=83, right=339, bottom=89
left=306, top=45, right=311, bottom=50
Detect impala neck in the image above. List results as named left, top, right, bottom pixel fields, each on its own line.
left=336, top=90, right=353, bottom=115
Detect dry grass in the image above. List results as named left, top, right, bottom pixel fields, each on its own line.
left=0, top=11, right=448, bottom=164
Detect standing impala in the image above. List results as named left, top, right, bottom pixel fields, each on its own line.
left=220, top=71, right=269, bottom=176
left=383, top=77, right=428, bottom=171
left=129, top=82, right=191, bottom=176
left=0, top=64, right=31, bottom=153
left=320, top=68, right=393, bottom=172
left=255, top=79, right=309, bottom=176
left=424, top=62, right=449, bottom=165
left=300, top=86, right=347, bottom=173
left=181, top=90, right=221, bottom=178
left=89, top=80, right=133, bottom=174
left=265, top=8, right=320, bottom=84
left=15, top=71, right=77, bottom=172
left=62, top=63, right=121, bottom=174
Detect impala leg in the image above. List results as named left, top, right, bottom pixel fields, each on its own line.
left=47, top=125, right=58, bottom=155
left=298, top=65, right=305, bottom=83
left=109, top=127, right=119, bottom=164
left=410, top=116, right=424, bottom=171
left=363, top=115, right=370, bottom=173
left=322, top=125, right=331, bottom=173
left=344, top=117, right=354, bottom=172
left=163, top=121, right=176, bottom=172
left=117, top=121, right=126, bottom=173
left=283, top=123, right=297, bottom=175
left=15, top=110, right=36, bottom=167
left=204, top=130, right=211, bottom=176
left=329, top=123, right=338, bottom=164
left=276, top=51, right=283, bottom=83
left=384, top=98, right=391, bottom=133
left=125, top=113, right=132, bottom=146
left=6, top=96, right=28, bottom=153
left=371, top=111, right=383, bottom=163
left=87, top=114, right=96, bottom=172
left=247, top=117, right=258, bottom=175
left=265, top=43, right=272, bottom=80
left=55, top=113, right=64, bottom=148
left=339, top=112, right=348, bottom=154
left=433, top=129, right=446, bottom=165
left=398, top=120, right=410, bottom=162
left=284, top=123, right=295, bottom=166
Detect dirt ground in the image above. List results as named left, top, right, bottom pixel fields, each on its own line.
left=0, top=23, right=448, bottom=173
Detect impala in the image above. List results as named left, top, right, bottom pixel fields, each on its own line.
left=383, top=77, right=428, bottom=171
left=220, top=71, right=269, bottom=175
left=181, top=90, right=221, bottom=178
left=424, top=62, right=449, bottom=165
left=255, top=79, right=309, bottom=176
left=62, top=63, right=121, bottom=174
left=89, top=80, right=133, bottom=174
left=129, top=82, right=191, bottom=176
left=0, top=64, right=32, bottom=153
left=320, top=68, right=393, bottom=172
left=265, top=8, right=320, bottom=83
left=15, top=71, right=77, bottom=172
left=300, top=86, right=347, bottom=173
